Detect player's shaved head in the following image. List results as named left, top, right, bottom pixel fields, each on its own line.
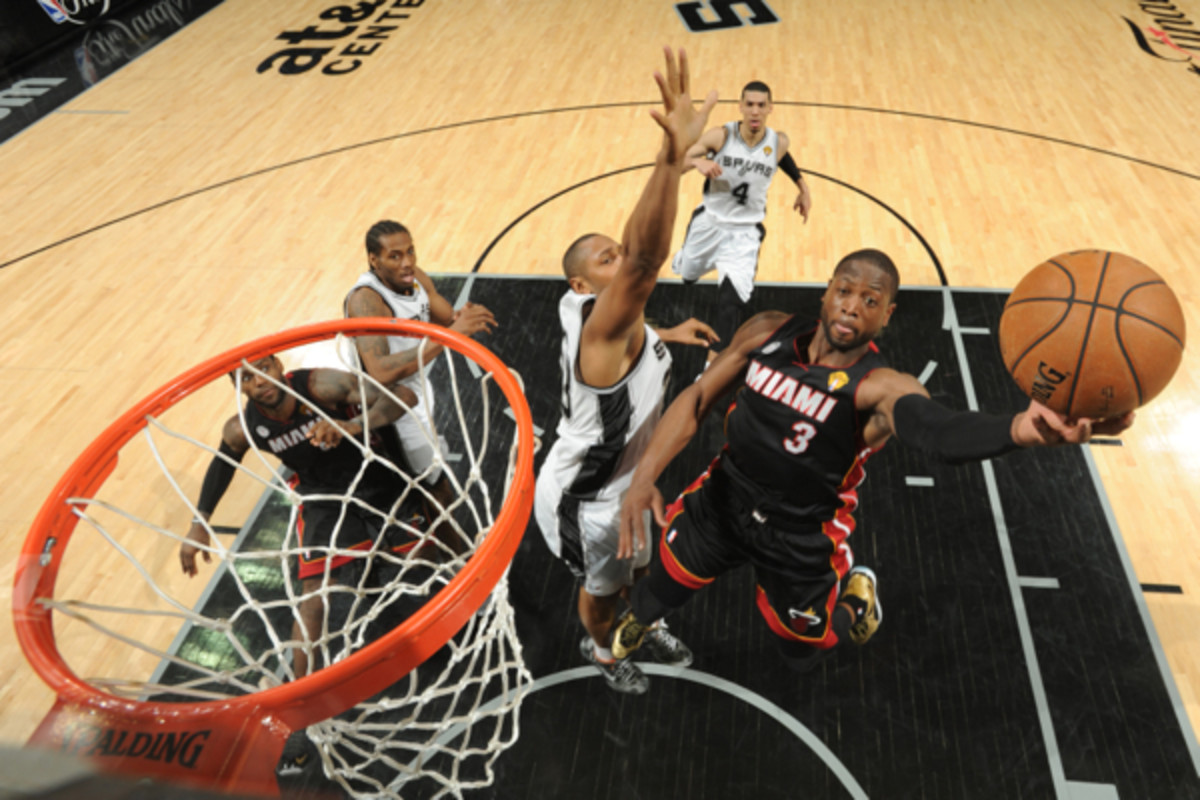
left=834, top=249, right=900, bottom=300
left=562, top=233, right=602, bottom=280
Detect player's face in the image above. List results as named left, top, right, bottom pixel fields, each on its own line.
left=573, top=235, right=623, bottom=295
left=237, top=356, right=286, bottom=409
left=739, top=91, right=772, bottom=135
left=369, top=231, right=418, bottom=293
left=819, top=262, right=897, bottom=352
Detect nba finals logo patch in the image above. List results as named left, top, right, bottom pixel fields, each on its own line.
left=827, top=371, right=849, bottom=392
left=764, top=146, right=772, bottom=156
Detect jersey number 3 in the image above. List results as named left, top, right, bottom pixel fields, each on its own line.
left=783, top=421, right=817, bottom=454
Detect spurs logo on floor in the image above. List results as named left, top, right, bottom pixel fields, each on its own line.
left=674, top=0, right=779, bottom=33
left=1121, top=3, right=1200, bottom=81
left=258, top=0, right=430, bottom=77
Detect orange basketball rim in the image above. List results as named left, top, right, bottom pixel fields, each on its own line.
left=11, top=318, right=536, bottom=796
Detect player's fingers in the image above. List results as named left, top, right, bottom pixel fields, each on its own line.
left=677, top=47, right=689, bottom=97
left=653, top=69, right=671, bottom=110
left=1094, top=411, right=1135, bottom=435
left=649, top=109, right=669, bottom=133
left=663, top=45, right=680, bottom=95
left=652, top=493, right=668, bottom=529
left=699, top=89, right=718, bottom=119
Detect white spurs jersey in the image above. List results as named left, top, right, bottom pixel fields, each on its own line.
left=702, top=122, right=780, bottom=225
left=540, top=291, right=672, bottom=503
left=344, top=271, right=433, bottom=396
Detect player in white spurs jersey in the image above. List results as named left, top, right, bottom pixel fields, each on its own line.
left=345, top=219, right=497, bottom=552
left=672, top=80, right=813, bottom=367
left=534, top=47, right=718, bottom=695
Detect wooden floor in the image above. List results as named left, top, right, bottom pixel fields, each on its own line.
left=1, top=0, right=1198, bottom=794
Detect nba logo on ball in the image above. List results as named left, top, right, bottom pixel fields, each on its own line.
left=999, top=250, right=1186, bottom=419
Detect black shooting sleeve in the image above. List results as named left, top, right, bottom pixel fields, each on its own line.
left=892, top=393, right=1020, bottom=465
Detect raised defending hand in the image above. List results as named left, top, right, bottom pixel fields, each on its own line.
left=450, top=302, right=498, bottom=337
left=650, top=47, right=719, bottom=166
left=660, top=317, right=719, bottom=347
left=180, top=522, right=212, bottom=577
left=1012, top=399, right=1135, bottom=446
left=618, top=479, right=667, bottom=560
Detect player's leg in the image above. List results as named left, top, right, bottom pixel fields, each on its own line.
left=392, top=403, right=464, bottom=555
left=614, top=463, right=741, bottom=659
left=707, top=225, right=764, bottom=364
left=749, top=520, right=881, bottom=672
left=670, top=209, right=721, bottom=283
left=534, top=476, right=650, bottom=693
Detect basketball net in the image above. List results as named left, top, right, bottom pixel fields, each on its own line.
left=13, top=320, right=536, bottom=798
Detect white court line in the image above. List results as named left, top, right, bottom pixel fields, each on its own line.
left=1018, top=577, right=1061, bottom=590
left=940, top=285, right=1071, bottom=796
left=1081, top=445, right=1200, bottom=776
left=916, top=360, right=938, bottom=385
left=454, top=665, right=871, bottom=799
left=905, top=476, right=934, bottom=487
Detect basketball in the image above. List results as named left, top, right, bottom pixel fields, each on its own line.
left=998, top=250, right=1186, bottom=419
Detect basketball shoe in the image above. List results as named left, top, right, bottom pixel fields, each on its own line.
left=640, top=622, right=693, bottom=668
left=611, top=610, right=649, bottom=660
left=843, top=566, right=882, bottom=645
left=579, top=636, right=649, bottom=695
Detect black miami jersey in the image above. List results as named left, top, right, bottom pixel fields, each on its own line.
left=244, top=369, right=394, bottom=497
left=724, top=315, right=887, bottom=520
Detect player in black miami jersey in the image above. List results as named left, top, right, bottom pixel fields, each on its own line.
left=179, top=354, right=418, bottom=677
left=534, top=47, right=719, bottom=695
left=612, top=249, right=1135, bottom=671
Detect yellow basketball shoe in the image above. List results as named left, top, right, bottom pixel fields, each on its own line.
left=611, top=610, right=649, bottom=660
left=844, top=566, right=882, bottom=645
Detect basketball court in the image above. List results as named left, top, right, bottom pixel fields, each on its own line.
left=1, top=1, right=1198, bottom=798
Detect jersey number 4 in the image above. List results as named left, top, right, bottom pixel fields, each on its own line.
left=730, top=182, right=750, bottom=206
left=783, top=421, right=817, bottom=454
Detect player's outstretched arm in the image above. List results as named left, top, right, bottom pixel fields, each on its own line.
left=655, top=317, right=719, bottom=347
left=180, top=419, right=249, bottom=576
left=585, top=47, right=718, bottom=347
left=862, top=370, right=1135, bottom=463
left=681, top=126, right=728, bottom=176
left=304, top=369, right=416, bottom=448
left=417, top=268, right=498, bottom=337
left=347, top=286, right=448, bottom=386
left=617, top=311, right=786, bottom=558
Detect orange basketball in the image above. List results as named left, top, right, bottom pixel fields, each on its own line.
left=998, top=250, right=1186, bottom=419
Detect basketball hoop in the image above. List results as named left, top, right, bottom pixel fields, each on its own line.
left=12, top=318, right=536, bottom=797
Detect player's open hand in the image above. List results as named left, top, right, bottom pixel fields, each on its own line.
left=1013, top=399, right=1135, bottom=446
left=180, top=522, right=212, bottom=577
left=618, top=480, right=667, bottom=560
left=660, top=317, right=719, bottom=347
left=451, top=302, right=498, bottom=337
left=650, top=47, right=718, bottom=166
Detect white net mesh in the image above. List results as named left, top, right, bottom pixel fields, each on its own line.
left=30, top=326, right=533, bottom=799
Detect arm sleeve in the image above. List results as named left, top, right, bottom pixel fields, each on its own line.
left=196, top=439, right=245, bottom=515
left=892, top=393, right=1020, bottom=465
left=778, top=152, right=802, bottom=182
